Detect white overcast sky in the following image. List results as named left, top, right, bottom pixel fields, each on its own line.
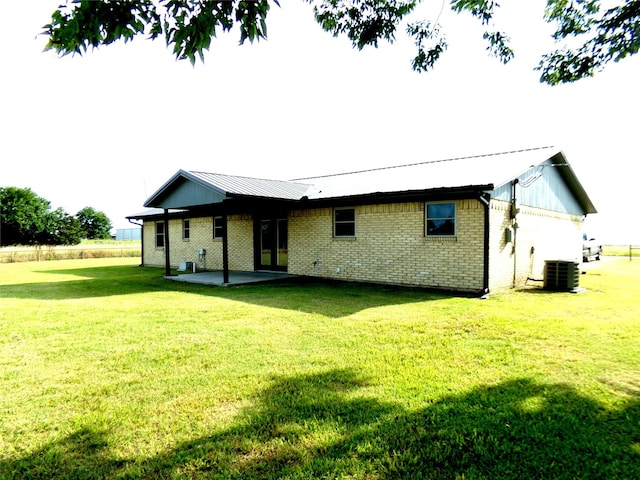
left=1, top=1, right=638, bottom=243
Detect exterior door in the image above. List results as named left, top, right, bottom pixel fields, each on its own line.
left=256, top=218, right=288, bottom=271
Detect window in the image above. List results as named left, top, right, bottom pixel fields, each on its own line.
left=334, top=208, right=355, bottom=237
left=182, top=219, right=190, bottom=240
left=155, top=221, right=165, bottom=247
left=426, top=202, right=456, bottom=236
left=213, top=216, right=224, bottom=239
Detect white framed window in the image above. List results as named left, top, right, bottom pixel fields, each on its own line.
left=334, top=208, right=356, bottom=237
left=182, top=219, right=190, bottom=240
left=426, top=202, right=456, bottom=236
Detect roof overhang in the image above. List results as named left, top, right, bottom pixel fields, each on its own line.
left=126, top=208, right=187, bottom=220
left=299, top=185, right=495, bottom=208
left=549, top=151, right=597, bottom=214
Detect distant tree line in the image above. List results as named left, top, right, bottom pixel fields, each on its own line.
left=0, top=187, right=112, bottom=246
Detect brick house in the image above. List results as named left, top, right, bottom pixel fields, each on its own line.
left=127, top=147, right=596, bottom=294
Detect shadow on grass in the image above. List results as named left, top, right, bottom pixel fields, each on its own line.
left=0, top=264, right=456, bottom=317
left=3, top=370, right=638, bottom=479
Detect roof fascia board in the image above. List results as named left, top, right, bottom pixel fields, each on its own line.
left=300, top=185, right=495, bottom=208
left=549, top=151, right=597, bottom=214
left=126, top=209, right=187, bottom=221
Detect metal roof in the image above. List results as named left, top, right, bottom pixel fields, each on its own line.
left=188, top=171, right=311, bottom=200
left=141, top=147, right=596, bottom=214
left=295, top=146, right=563, bottom=200
left=143, top=170, right=312, bottom=208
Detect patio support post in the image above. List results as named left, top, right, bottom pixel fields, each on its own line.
left=222, top=214, right=229, bottom=284
left=164, top=208, right=171, bottom=276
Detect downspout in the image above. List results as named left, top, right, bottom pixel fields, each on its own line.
left=478, top=194, right=490, bottom=296
left=222, top=214, right=229, bottom=284
left=511, top=179, right=519, bottom=288
left=127, top=218, right=144, bottom=267
left=163, top=208, right=172, bottom=277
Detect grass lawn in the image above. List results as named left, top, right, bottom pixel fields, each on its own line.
left=1, top=257, right=638, bottom=479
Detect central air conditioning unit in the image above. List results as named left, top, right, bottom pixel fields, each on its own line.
left=178, top=261, right=194, bottom=272
left=544, top=260, right=580, bottom=292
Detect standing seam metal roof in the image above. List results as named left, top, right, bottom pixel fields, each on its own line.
left=142, top=146, right=595, bottom=214
left=188, top=171, right=312, bottom=200
left=293, top=146, right=562, bottom=200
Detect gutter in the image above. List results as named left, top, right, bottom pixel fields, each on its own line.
left=127, top=218, right=144, bottom=266
left=297, top=185, right=496, bottom=209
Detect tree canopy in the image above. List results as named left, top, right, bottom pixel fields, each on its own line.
left=0, top=187, right=113, bottom=246
left=42, top=0, right=639, bottom=84
left=77, top=206, right=113, bottom=240
left=0, top=187, right=52, bottom=246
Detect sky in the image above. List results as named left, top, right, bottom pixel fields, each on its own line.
left=1, top=1, right=638, bottom=243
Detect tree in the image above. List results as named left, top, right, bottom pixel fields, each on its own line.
left=42, top=0, right=639, bottom=85
left=0, top=188, right=109, bottom=246
left=42, top=208, right=86, bottom=245
left=76, top=206, right=113, bottom=240
left=0, top=187, right=51, bottom=246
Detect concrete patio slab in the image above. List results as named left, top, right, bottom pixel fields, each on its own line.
left=165, top=270, right=294, bottom=286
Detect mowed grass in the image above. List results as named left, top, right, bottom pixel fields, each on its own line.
left=0, top=258, right=638, bottom=479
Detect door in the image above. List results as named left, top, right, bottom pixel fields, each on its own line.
left=256, top=218, right=288, bottom=271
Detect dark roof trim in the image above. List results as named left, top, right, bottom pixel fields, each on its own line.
left=126, top=208, right=187, bottom=220
left=548, top=151, right=597, bottom=214
left=298, top=185, right=495, bottom=208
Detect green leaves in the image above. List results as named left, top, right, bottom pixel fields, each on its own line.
left=544, top=0, right=600, bottom=39
left=451, top=0, right=498, bottom=25
left=406, top=21, right=448, bottom=73
left=43, top=0, right=156, bottom=56
left=77, top=206, right=113, bottom=240
left=483, top=31, right=514, bottom=64
left=538, top=0, right=640, bottom=84
left=43, top=0, right=279, bottom=65
left=40, top=0, right=640, bottom=84
left=311, top=0, right=418, bottom=49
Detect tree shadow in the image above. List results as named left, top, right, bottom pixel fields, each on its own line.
left=0, top=264, right=457, bottom=317
left=3, top=371, right=638, bottom=479
left=0, top=426, right=125, bottom=480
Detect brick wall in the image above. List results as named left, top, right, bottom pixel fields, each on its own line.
left=140, top=198, right=582, bottom=293
left=488, top=199, right=583, bottom=291
left=141, top=215, right=254, bottom=271
left=227, top=214, right=254, bottom=271
left=288, top=200, right=485, bottom=292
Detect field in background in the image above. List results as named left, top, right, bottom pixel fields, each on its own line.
left=603, top=244, right=640, bottom=258
left=1, top=257, right=639, bottom=479
left=1, top=242, right=638, bottom=264
left=1, top=242, right=637, bottom=264
left=0, top=240, right=141, bottom=263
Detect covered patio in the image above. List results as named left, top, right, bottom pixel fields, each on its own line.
left=165, top=270, right=294, bottom=287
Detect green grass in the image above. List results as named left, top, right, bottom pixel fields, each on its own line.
left=1, top=258, right=638, bottom=479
